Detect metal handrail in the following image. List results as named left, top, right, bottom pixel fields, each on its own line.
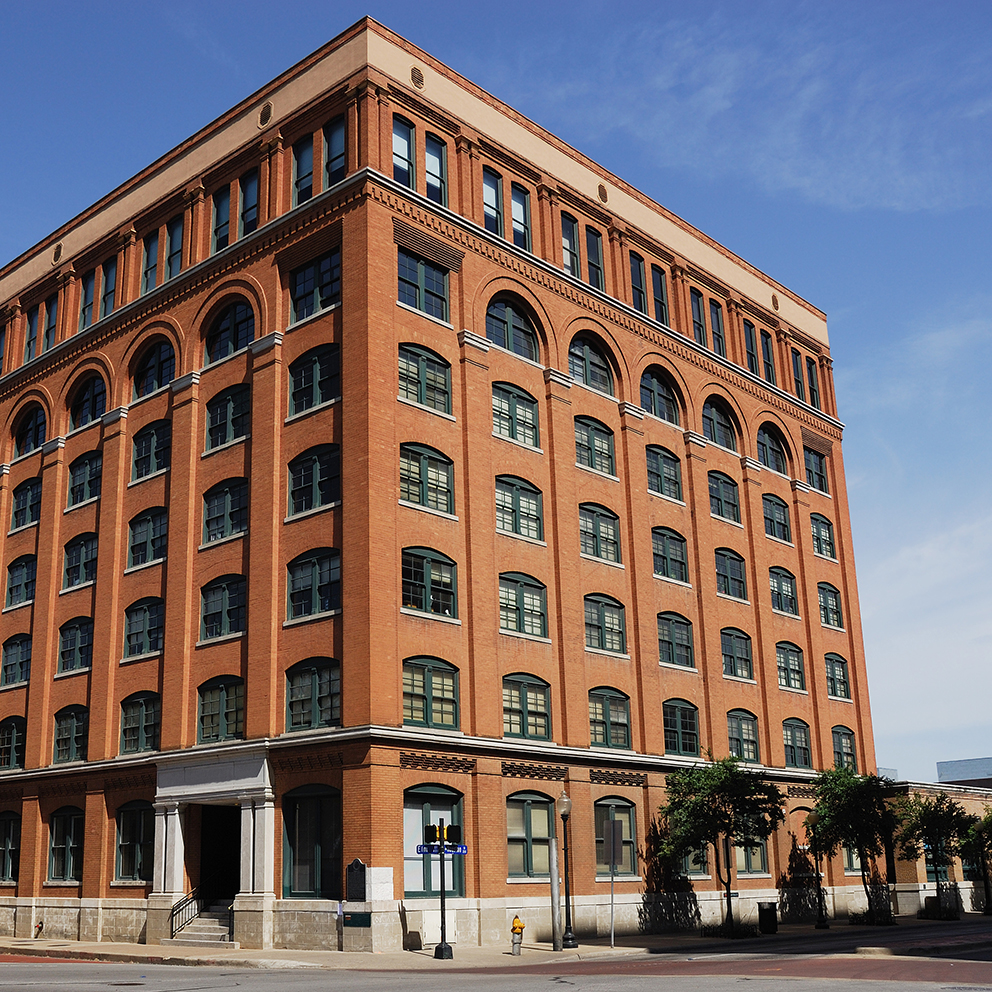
left=169, top=871, right=231, bottom=939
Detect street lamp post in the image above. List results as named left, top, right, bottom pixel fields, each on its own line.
left=806, top=810, right=829, bottom=929
left=557, top=791, right=578, bottom=949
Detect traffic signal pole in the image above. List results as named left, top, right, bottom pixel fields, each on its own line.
left=434, top=818, right=453, bottom=959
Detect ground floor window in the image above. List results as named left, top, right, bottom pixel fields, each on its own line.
left=117, top=801, right=154, bottom=881
left=0, top=812, right=19, bottom=881
left=507, top=791, right=553, bottom=878
left=404, top=784, right=463, bottom=898
left=49, top=806, right=84, bottom=881
left=594, top=798, right=637, bottom=875
left=282, top=785, right=342, bottom=899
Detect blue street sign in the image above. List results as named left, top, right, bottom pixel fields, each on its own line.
left=416, top=844, right=468, bottom=855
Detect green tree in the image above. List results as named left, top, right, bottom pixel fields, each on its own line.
left=659, top=757, right=785, bottom=931
left=897, top=791, right=972, bottom=919
left=812, top=768, right=898, bottom=924
left=959, top=809, right=992, bottom=915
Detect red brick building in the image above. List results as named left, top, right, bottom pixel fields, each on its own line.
left=0, top=18, right=876, bottom=948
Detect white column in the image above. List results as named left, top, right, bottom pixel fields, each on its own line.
left=155, top=801, right=186, bottom=894
left=253, top=799, right=276, bottom=895
left=240, top=801, right=255, bottom=893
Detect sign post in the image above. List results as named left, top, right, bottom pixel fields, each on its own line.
left=418, top=822, right=467, bottom=961
left=603, top=818, right=622, bottom=948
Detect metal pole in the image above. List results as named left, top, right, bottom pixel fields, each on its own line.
left=561, top=811, right=577, bottom=948
left=809, top=812, right=829, bottom=929
left=549, top=829, right=562, bottom=950
left=434, top=818, right=452, bottom=959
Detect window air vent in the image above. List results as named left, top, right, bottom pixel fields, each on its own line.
left=257, top=102, right=273, bottom=129
left=597, top=184, right=608, bottom=203
left=411, top=66, right=425, bottom=89
left=52, top=242, right=63, bottom=264
left=771, top=293, right=780, bottom=311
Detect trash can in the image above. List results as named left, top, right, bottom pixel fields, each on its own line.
left=757, top=901, right=778, bottom=934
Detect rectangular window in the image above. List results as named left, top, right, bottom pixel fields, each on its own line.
left=586, top=228, right=603, bottom=290
left=290, top=248, right=342, bottom=322
left=397, top=249, right=448, bottom=321
left=511, top=184, right=530, bottom=250
left=710, top=300, right=725, bottom=357
left=482, top=167, right=502, bottom=235
left=24, top=306, right=38, bottom=362
left=325, top=116, right=346, bottom=186
left=761, top=330, right=775, bottom=383
left=791, top=349, right=805, bottom=401
left=101, top=258, right=117, bottom=318
left=652, top=265, right=668, bottom=324
left=293, top=136, right=314, bottom=205
left=166, top=216, right=183, bottom=279
left=804, top=447, right=829, bottom=492
left=240, top=169, right=259, bottom=237
left=78, top=270, right=95, bottom=331
left=393, top=117, right=414, bottom=188
left=39, top=296, right=56, bottom=353
left=561, top=214, right=579, bottom=276
left=142, top=233, right=158, bottom=294
left=690, top=289, right=706, bottom=346
left=212, top=187, right=230, bottom=253
left=629, top=253, right=647, bottom=314
left=735, top=839, right=767, bottom=874
left=425, top=134, right=446, bottom=205
left=743, top=320, right=758, bottom=374
left=807, top=357, right=821, bottom=410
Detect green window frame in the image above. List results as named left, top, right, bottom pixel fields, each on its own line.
left=595, top=799, right=637, bottom=875
left=402, top=547, right=456, bottom=617
left=832, top=726, right=856, bottom=770
left=511, top=183, right=530, bottom=249
left=702, top=398, right=736, bottom=450
left=403, top=657, right=458, bottom=729
left=404, top=784, right=463, bottom=898
left=289, top=445, right=340, bottom=516
left=24, top=306, right=38, bottom=362
left=721, top=628, right=752, bottom=680
left=212, top=187, right=230, bottom=252
left=54, top=706, right=88, bottom=763
left=206, top=386, right=250, bottom=449
left=203, top=479, right=248, bottom=542
left=507, top=792, right=553, bottom=877
left=198, top=676, right=245, bottom=741
left=579, top=503, right=620, bottom=562
left=142, top=232, right=158, bottom=294
left=483, top=166, right=503, bottom=235
left=561, top=213, right=579, bottom=275
left=586, top=227, right=604, bottom=289
left=14, top=405, right=46, bottom=456
left=658, top=612, right=694, bottom=668
left=0, top=718, right=26, bottom=772
left=64, top=533, right=98, bottom=588
left=132, top=420, right=171, bottom=479
left=818, top=583, right=843, bottom=627
left=568, top=335, right=613, bottom=394
left=240, top=169, right=259, bottom=236
left=826, top=654, right=850, bottom=699
left=763, top=495, right=791, bottom=542
left=728, top=709, right=759, bottom=763
left=116, top=801, right=154, bottom=882
left=290, top=251, right=341, bottom=324
left=289, top=344, right=340, bottom=413
left=690, top=288, right=706, bottom=345
left=166, top=215, right=183, bottom=279
left=392, top=116, right=415, bottom=187
left=493, top=382, right=539, bottom=446
left=128, top=508, right=168, bottom=567
left=124, top=598, right=164, bottom=657
left=425, top=133, right=446, bottom=205
left=792, top=349, right=805, bottom=401
left=205, top=300, right=255, bottom=364
left=283, top=785, right=342, bottom=899
left=495, top=475, right=543, bottom=540
left=120, top=692, right=161, bottom=753
left=640, top=368, right=679, bottom=423
left=286, top=658, right=341, bottom=731
left=6, top=555, right=36, bottom=606
left=398, top=343, right=451, bottom=412
left=200, top=575, right=247, bottom=640
left=735, top=837, right=768, bottom=874
left=589, top=687, right=630, bottom=748
left=652, top=265, right=669, bottom=324
left=743, top=319, right=759, bottom=374
left=67, top=451, right=102, bottom=506
left=503, top=674, right=550, bottom=740
left=11, top=478, right=42, bottom=529
left=42, top=299, right=56, bottom=351
left=1, top=636, right=30, bottom=687
left=58, top=618, right=93, bottom=673
left=715, top=548, right=747, bottom=600
left=397, top=249, right=448, bottom=321
left=100, top=257, right=117, bottom=317
left=647, top=446, right=682, bottom=500
left=708, top=472, right=740, bottom=522
left=49, top=806, right=84, bottom=881
left=710, top=299, right=725, bottom=356
left=630, top=252, right=647, bottom=313
left=776, top=641, right=805, bottom=690
left=682, top=846, right=708, bottom=877
left=400, top=444, right=453, bottom=514
left=326, top=114, right=348, bottom=181
left=757, top=425, right=788, bottom=473
left=485, top=300, right=540, bottom=361
left=574, top=417, right=615, bottom=475
left=293, top=135, right=314, bottom=205
left=663, top=698, right=698, bottom=755
left=287, top=548, right=340, bottom=619
left=807, top=357, right=821, bottom=410
left=0, top=812, right=19, bottom=881
left=79, top=270, right=95, bottom=330
left=584, top=594, right=626, bottom=653
left=133, top=341, right=176, bottom=398
left=761, top=330, right=776, bottom=383
left=783, top=719, right=812, bottom=768
left=770, top=567, right=798, bottom=615
left=499, top=572, right=547, bottom=637
left=811, top=514, right=835, bottom=558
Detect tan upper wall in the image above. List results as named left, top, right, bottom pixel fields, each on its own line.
left=0, top=18, right=827, bottom=346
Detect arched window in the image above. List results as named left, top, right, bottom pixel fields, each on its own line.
left=708, top=472, right=740, bottom=522
left=11, top=478, right=41, bottom=529
left=205, top=299, right=254, bottom=363
left=811, top=514, right=835, bottom=558
left=485, top=299, right=539, bottom=361
left=646, top=446, right=681, bottom=500
left=503, top=673, right=550, bottom=740
left=404, top=784, right=463, bottom=897
left=818, top=583, right=843, bottom=628
left=132, top=420, right=171, bottom=479
left=6, top=555, right=36, bottom=607
left=70, top=376, right=106, bottom=429
left=574, top=417, right=615, bottom=475
left=201, top=575, right=247, bottom=639
left=403, top=657, right=458, bottom=729
left=826, top=654, right=851, bottom=699
left=783, top=719, right=812, bottom=768
left=769, top=567, right=798, bottom=615
left=757, top=425, right=789, bottom=474
left=507, top=791, right=553, bottom=877
left=398, top=344, right=451, bottom=413
left=1, top=636, right=31, bottom=687
left=198, top=675, right=245, bottom=742
left=116, top=800, right=154, bottom=882
left=499, top=573, right=547, bottom=637
left=203, top=479, right=248, bottom=542
left=120, top=692, right=161, bottom=753
left=0, top=811, right=19, bottom=881
left=128, top=508, right=168, bottom=567
left=493, top=383, right=539, bottom=447
left=589, top=687, right=630, bottom=748
left=54, top=706, right=88, bottom=763
left=663, top=699, right=699, bottom=755
left=49, top=806, right=84, bottom=881
left=59, top=618, right=93, bottom=673
left=495, top=475, right=543, bottom=540
left=283, top=785, right=342, bottom=899
left=763, top=495, right=791, bottom=542
left=289, top=345, right=340, bottom=415
left=776, top=642, right=805, bottom=690
left=402, top=547, right=456, bottom=617
left=133, top=341, right=176, bottom=398
left=832, top=726, right=856, bottom=770
left=568, top=334, right=613, bottom=394
left=727, top=709, right=759, bottom=763
left=640, top=366, right=679, bottom=423
left=0, top=718, right=26, bottom=771
left=124, top=598, right=164, bottom=657
left=288, top=445, right=340, bottom=516
left=14, top=405, right=46, bottom=456
left=286, top=658, right=341, bottom=731
left=715, top=548, right=746, bottom=600
left=64, top=533, right=98, bottom=588
left=658, top=613, right=693, bottom=668
left=399, top=444, right=453, bottom=514
left=584, top=594, right=626, bottom=653
left=721, top=628, right=752, bottom=680
left=206, top=385, right=250, bottom=449
left=579, top=503, right=620, bottom=562
left=594, top=798, right=637, bottom=875
left=67, top=451, right=102, bottom=506
left=288, top=548, right=340, bottom=619
left=701, top=398, right=736, bottom=451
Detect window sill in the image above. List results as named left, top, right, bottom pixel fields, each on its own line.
left=821, top=623, right=846, bottom=633
left=579, top=552, right=624, bottom=569
left=398, top=395, right=455, bottom=422
left=199, top=530, right=246, bottom=551
left=828, top=694, right=853, bottom=704
left=54, top=667, right=91, bottom=680
left=396, top=300, right=453, bottom=329
left=808, top=487, right=831, bottom=499
left=659, top=661, right=698, bottom=674
left=44, top=881, right=82, bottom=888
left=60, top=581, right=95, bottom=596
left=778, top=685, right=808, bottom=695
left=1, top=600, right=33, bottom=614
left=706, top=440, right=739, bottom=456
left=110, top=880, right=152, bottom=888
left=399, top=607, right=461, bottom=625
left=195, top=631, right=245, bottom=648
left=585, top=647, right=630, bottom=660
left=284, top=501, right=340, bottom=524
left=496, top=528, right=547, bottom=548
left=736, top=873, right=773, bottom=880
left=202, top=344, right=250, bottom=371
left=765, top=534, right=795, bottom=548
left=284, top=397, right=340, bottom=425
left=492, top=431, right=543, bottom=454
left=569, top=378, right=615, bottom=402
left=499, top=628, right=552, bottom=645
left=201, top=435, right=249, bottom=460
left=771, top=608, right=801, bottom=621
left=398, top=499, right=458, bottom=522
left=128, top=468, right=169, bottom=488
left=8, top=521, right=39, bottom=536
left=283, top=609, right=341, bottom=629
left=10, top=449, right=41, bottom=466
left=711, top=513, right=744, bottom=529
left=641, top=409, right=681, bottom=432
left=716, top=592, right=750, bottom=605
left=64, top=495, right=100, bottom=515
left=813, top=551, right=839, bottom=563
left=648, top=489, right=686, bottom=507
left=124, top=558, right=165, bottom=575
left=120, top=651, right=162, bottom=665
left=484, top=337, right=545, bottom=371
left=0, top=680, right=28, bottom=692
left=654, top=573, right=692, bottom=589
left=287, top=300, right=341, bottom=332
left=723, top=674, right=757, bottom=685
left=506, top=876, right=550, bottom=884
left=595, top=875, right=641, bottom=883
left=129, top=383, right=171, bottom=409
left=575, top=463, right=619, bottom=482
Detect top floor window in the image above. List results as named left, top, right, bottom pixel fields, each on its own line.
left=425, top=134, right=446, bottom=205
left=70, top=376, right=106, bottom=429
left=325, top=116, right=346, bottom=186
left=24, top=306, right=38, bottom=362
left=101, top=258, right=117, bottom=319
left=792, top=349, right=806, bottom=402
left=393, top=117, right=415, bottom=188
left=205, top=300, right=254, bottom=364
left=807, top=357, right=821, bottom=410
left=240, top=169, right=259, bottom=237
left=690, top=289, right=706, bottom=346
left=630, top=253, right=647, bottom=313
left=702, top=398, right=736, bottom=451
left=293, top=136, right=314, bottom=205
left=568, top=335, right=613, bottom=394
left=142, top=233, right=158, bottom=294
left=511, top=184, right=530, bottom=250
left=166, top=216, right=183, bottom=279
left=483, top=168, right=502, bottom=235
left=652, top=266, right=669, bottom=325
left=79, top=270, right=95, bottom=331
left=561, top=213, right=579, bottom=276
left=586, top=228, right=603, bottom=289
left=212, top=186, right=230, bottom=253
left=290, top=248, right=341, bottom=323
left=743, top=320, right=759, bottom=374
left=761, top=330, right=776, bottom=383
left=710, top=300, right=725, bottom=357
left=485, top=300, right=538, bottom=361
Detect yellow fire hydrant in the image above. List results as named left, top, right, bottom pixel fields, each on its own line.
left=510, top=914, right=525, bottom=955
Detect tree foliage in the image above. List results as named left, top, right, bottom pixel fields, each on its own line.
left=959, top=808, right=992, bottom=915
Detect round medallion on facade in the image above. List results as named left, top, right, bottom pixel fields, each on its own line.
left=597, top=183, right=609, bottom=203
left=51, top=242, right=63, bottom=264
left=771, top=293, right=780, bottom=311
left=257, top=101, right=273, bottom=129
left=411, top=66, right=425, bottom=89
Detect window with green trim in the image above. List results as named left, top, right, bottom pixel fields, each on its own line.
left=584, top=594, right=626, bottom=653
left=124, top=598, right=164, bottom=657
left=205, top=300, right=254, bottom=363
left=289, top=345, right=340, bottom=413
left=403, top=657, right=458, bottom=729
left=589, top=688, right=630, bottom=748
left=499, top=573, right=547, bottom=637
left=128, top=508, right=167, bottom=567
left=71, top=377, right=106, bottom=429
left=201, top=576, right=246, bottom=639
left=503, top=674, right=550, bottom=739
left=652, top=265, right=669, bottom=324
left=0, top=718, right=26, bottom=771
left=54, top=706, right=88, bottom=763
left=166, top=215, right=183, bottom=279
left=15, top=405, right=46, bottom=456
left=690, top=288, right=706, bottom=346
left=595, top=799, right=637, bottom=874
left=664, top=698, right=698, bottom=755
left=783, top=719, right=811, bottom=768
left=818, top=583, right=843, bottom=627
left=483, top=167, right=503, bottom=235
left=804, top=447, right=828, bottom=492
left=743, top=320, right=759, bottom=374
left=288, top=445, right=340, bottom=516
left=763, top=495, right=791, bottom=542
left=239, top=169, right=258, bottom=236
left=132, top=420, right=171, bottom=478
left=833, top=726, right=856, bottom=770
left=761, top=330, right=776, bottom=384
left=286, top=659, right=340, bottom=731
left=58, top=618, right=93, bottom=673
left=630, top=253, right=647, bottom=313
left=392, top=117, right=414, bottom=187
left=715, top=548, right=746, bottom=599
left=721, top=628, right=752, bottom=679
left=198, top=676, right=244, bottom=741
left=283, top=785, right=342, bottom=899
left=425, top=134, right=446, bottom=205
left=735, top=837, right=767, bottom=874
left=710, top=300, right=725, bottom=357
left=101, top=257, right=117, bottom=317
left=826, top=654, right=850, bottom=699
left=492, top=382, right=539, bottom=446
left=658, top=612, right=693, bottom=668
left=495, top=475, right=543, bottom=540
left=116, top=801, right=154, bottom=882
left=776, top=641, right=805, bottom=690
left=402, top=547, right=456, bottom=617
left=290, top=251, right=341, bottom=323
left=206, top=386, right=250, bottom=449
left=397, top=249, right=447, bottom=321
left=708, top=472, right=740, bottom=522
left=702, top=398, right=736, bottom=450
left=575, top=417, right=615, bottom=474
left=68, top=452, right=102, bottom=506
left=507, top=792, right=553, bottom=877
left=398, top=344, right=451, bottom=412
left=6, top=555, right=36, bottom=607
left=682, top=846, right=708, bottom=876
left=120, top=692, right=160, bottom=753
left=0, top=812, right=19, bottom=881
left=404, top=784, right=463, bottom=898
left=568, top=335, right=613, bottom=394
left=579, top=504, right=620, bottom=562
left=203, top=479, right=248, bottom=542
left=325, top=116, right=347, bottom=186
left=64, top=533, right=98, bottom=588
left=792, top=349, right=805, bottom=402
left=400, top=444, right=453, bottom=514
left=807, top=357, right=821, bottom=410
left=511, top=184, right=530, bottom=249
left=647, top=446, right=682, bottom=499
left=212, top=187, right=229, bottom=253
left=811, top=514, right=835, bottom=558
left=770, top=567, right=798, bottom=615
left=561, top=213, right=579, bottom=275
left=11, top=478, right=41, bottom=528
left=287, top=548, right=340, bottom=618
left=49, top=806, right=84, bottom=881
left=587, top=227, right=604, bottom=289
left=757, top=425, right=788, bottom=473
left=24, top=307, right=38, bottom=363
left=293, top=135, right=314, bottom=205
left=142, top=233, right=158, bottom=294
left=79, top=270, right=95, bottom=330
left=133, top=341, right=175, bottom=398
left=728, top=709, right=759, bottom=763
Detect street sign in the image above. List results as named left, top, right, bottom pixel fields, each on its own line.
left=416, top=844, right=468, bottom=855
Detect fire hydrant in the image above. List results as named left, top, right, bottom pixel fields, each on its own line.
left=33, top=920, right=43, bottom=938
left=510, top=914, right=524, bottom=955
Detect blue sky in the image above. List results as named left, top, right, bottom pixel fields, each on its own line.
left=2, top=0, right=990, bottom=782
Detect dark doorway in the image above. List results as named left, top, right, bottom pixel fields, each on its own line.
left=199, top=805, right=241, bottom=898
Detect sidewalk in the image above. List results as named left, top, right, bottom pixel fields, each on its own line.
left=3, top=915, right=992, bottom=971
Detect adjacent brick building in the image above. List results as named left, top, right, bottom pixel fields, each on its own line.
left=0, top=18, right=882, bottom=948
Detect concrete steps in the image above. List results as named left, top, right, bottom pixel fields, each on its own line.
left=163, top=902, right=238, bottom=948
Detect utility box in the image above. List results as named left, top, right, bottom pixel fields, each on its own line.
left=757, top=901, right=778, bottom=934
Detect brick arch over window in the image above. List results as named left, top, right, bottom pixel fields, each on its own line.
left=639, top=363, right=685, bottom=425
left=131, top=338, right=177, bottom=399
left=472, top=275, right=553, bottom=359
left=756, top=421, right=792, bottom=474
left=484, top=293, right=542, bottom=362
left=190, top=275, right=266, bottom=351
left=11, top=403, right=48, bottom=459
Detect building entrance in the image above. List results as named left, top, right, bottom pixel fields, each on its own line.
left=199, top=805, right=241, bottom=898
